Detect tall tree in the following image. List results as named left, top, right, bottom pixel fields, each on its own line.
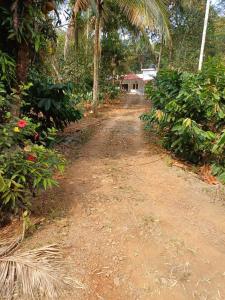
left=0, top=0, right=60, bottom=115
left=70, top=0, right=171, bottom=111
left=157, top=0, right=222, bottom=71
left=93, top=0, right=103, bottom=111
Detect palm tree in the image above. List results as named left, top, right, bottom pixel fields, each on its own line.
left=157, top=34, right=164, bottom=70
left=64, top=0, right=89, bottom=60
left=67, top=0, right=171, bottom=111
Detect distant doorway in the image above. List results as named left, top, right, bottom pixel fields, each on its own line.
left=122, top=84, right=128, bottom=91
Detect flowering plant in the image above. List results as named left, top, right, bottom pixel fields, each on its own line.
left=0, top=117, right=37, bottom=151
left=17, top=119, right=27, bottom=128
left=0, top=117, right=65, bottom=213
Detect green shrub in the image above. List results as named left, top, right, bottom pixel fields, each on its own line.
left=0, top=50, right=15, bottom=83
left=141, top=58, right=225, bottom=183
left=22, top=81, right=82, bottom=130
left=145, top=69, right=182, bottom=110
left=0, top=81, right=9, bottom=122
left=101, top=84, right=120, bottom=100
left=70, top=90, right=93, bottom=104
left=0, top=117, right=65, bottom=213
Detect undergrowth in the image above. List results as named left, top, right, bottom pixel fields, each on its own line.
left=141, top=58, right=225, bottom=184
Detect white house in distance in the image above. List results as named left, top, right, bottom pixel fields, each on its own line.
left=121, top=65, right=157, bottom=95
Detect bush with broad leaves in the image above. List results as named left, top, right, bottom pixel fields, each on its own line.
left=141, top=58, right=225, bottom=183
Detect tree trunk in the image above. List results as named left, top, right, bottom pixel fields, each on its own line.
left=86, top=9, right=90, bottom=57
left=74, top=16, right=79, bottom=52
left=64, top=18, right=74, bottom=60
left=16, top=42, right=30, bottom=83
left=157, top=39, right=163, bottom=70
left=11, top=41, right=30, bottom=117
left=92, top=12, right=101, bottom=112
left=11, top=0, right=31, bottom=116
left=111, top=56, right=116, bottom=84
left=64, top=1, right=82, bottom=60
left=52, top=57, right=62, bottom=82
left=198, top=0, right=211, bottom=71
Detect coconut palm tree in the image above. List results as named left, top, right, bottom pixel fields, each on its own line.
left=64, top=0, right=90, bottom=59
left=66, top=0, right=171, bottom=111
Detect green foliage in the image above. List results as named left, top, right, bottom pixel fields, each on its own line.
left=22, top=79, right=82, bottom=130
left=0, top=2, right=56, bottom=53
left=145, top=69, right=182, bottom=110
left=0, top=51, right=15, bottom=83
left=0, top=2, right=80, bottom=219
left=211, top=129, right=225, bottom=183
left=101, top=30, right=130, bottom=78
left=0, top=117, right=65, bottom=213
left=100, top=83, right=120, bottom=100
left=157, top=1, right=225, bottom=71
left=211, top=163, right=225, bottom=184
left=0, top=81, right=27, bottom=123
left=54, top=30, right=93, bottom=90
left=141, top=59, right=225, bottom=183
left=70, top=90, right=93, bottom=104
left=0, top=81, right=9, bottom=121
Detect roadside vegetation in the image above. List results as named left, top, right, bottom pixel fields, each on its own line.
left=141, top=0, right=225, bottom=184
left=142, top=59, right=225, bottom=183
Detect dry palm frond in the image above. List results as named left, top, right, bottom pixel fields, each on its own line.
left=0, top=223, right=25, bottom=258
left=0, top=244, right=84, bottom=299
left=0, top=222, right=84, bottom=299
left=0, top=234, right=22, bottom=257
left=73, top=0, right=90, bottom=15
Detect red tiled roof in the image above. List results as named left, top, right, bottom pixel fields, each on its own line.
left=122, top=73, right=142, bottom=81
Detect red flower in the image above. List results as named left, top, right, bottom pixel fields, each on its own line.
left=17, top=119, right=27, bottom=128
left=27, top=154, right=36, bottom=162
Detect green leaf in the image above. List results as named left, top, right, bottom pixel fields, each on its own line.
left=2, top=192, right=12, bottom=204
left=34, top=35, right=41, bottom=52
left=0, top=175, right=5, bottom=192
left=218, top=173, right=225, bottom=184
left=43, top=179, right=47, bottom=190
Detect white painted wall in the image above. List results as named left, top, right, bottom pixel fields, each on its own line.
left=121, top=68, right=157, bottom=95
left=141, top=68, right=157, bottom=80
left=122, top=79, right=145, bottom=94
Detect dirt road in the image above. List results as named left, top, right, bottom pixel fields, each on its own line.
left=33, top=95, right=225, bottom=299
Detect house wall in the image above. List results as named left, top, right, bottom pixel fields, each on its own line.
left=121, top=79, right=145, bottom=94
left=142, top=69, right=157, bottom=79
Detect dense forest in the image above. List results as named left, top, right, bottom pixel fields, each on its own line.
left=0, top=0, right=225, bottom=298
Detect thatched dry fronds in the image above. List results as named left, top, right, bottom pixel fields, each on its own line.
left=0, top=225, right=84, bottom=299
left=0, top=228, right=24, bottom=258
left=0, top=244, right=76, bottom=299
